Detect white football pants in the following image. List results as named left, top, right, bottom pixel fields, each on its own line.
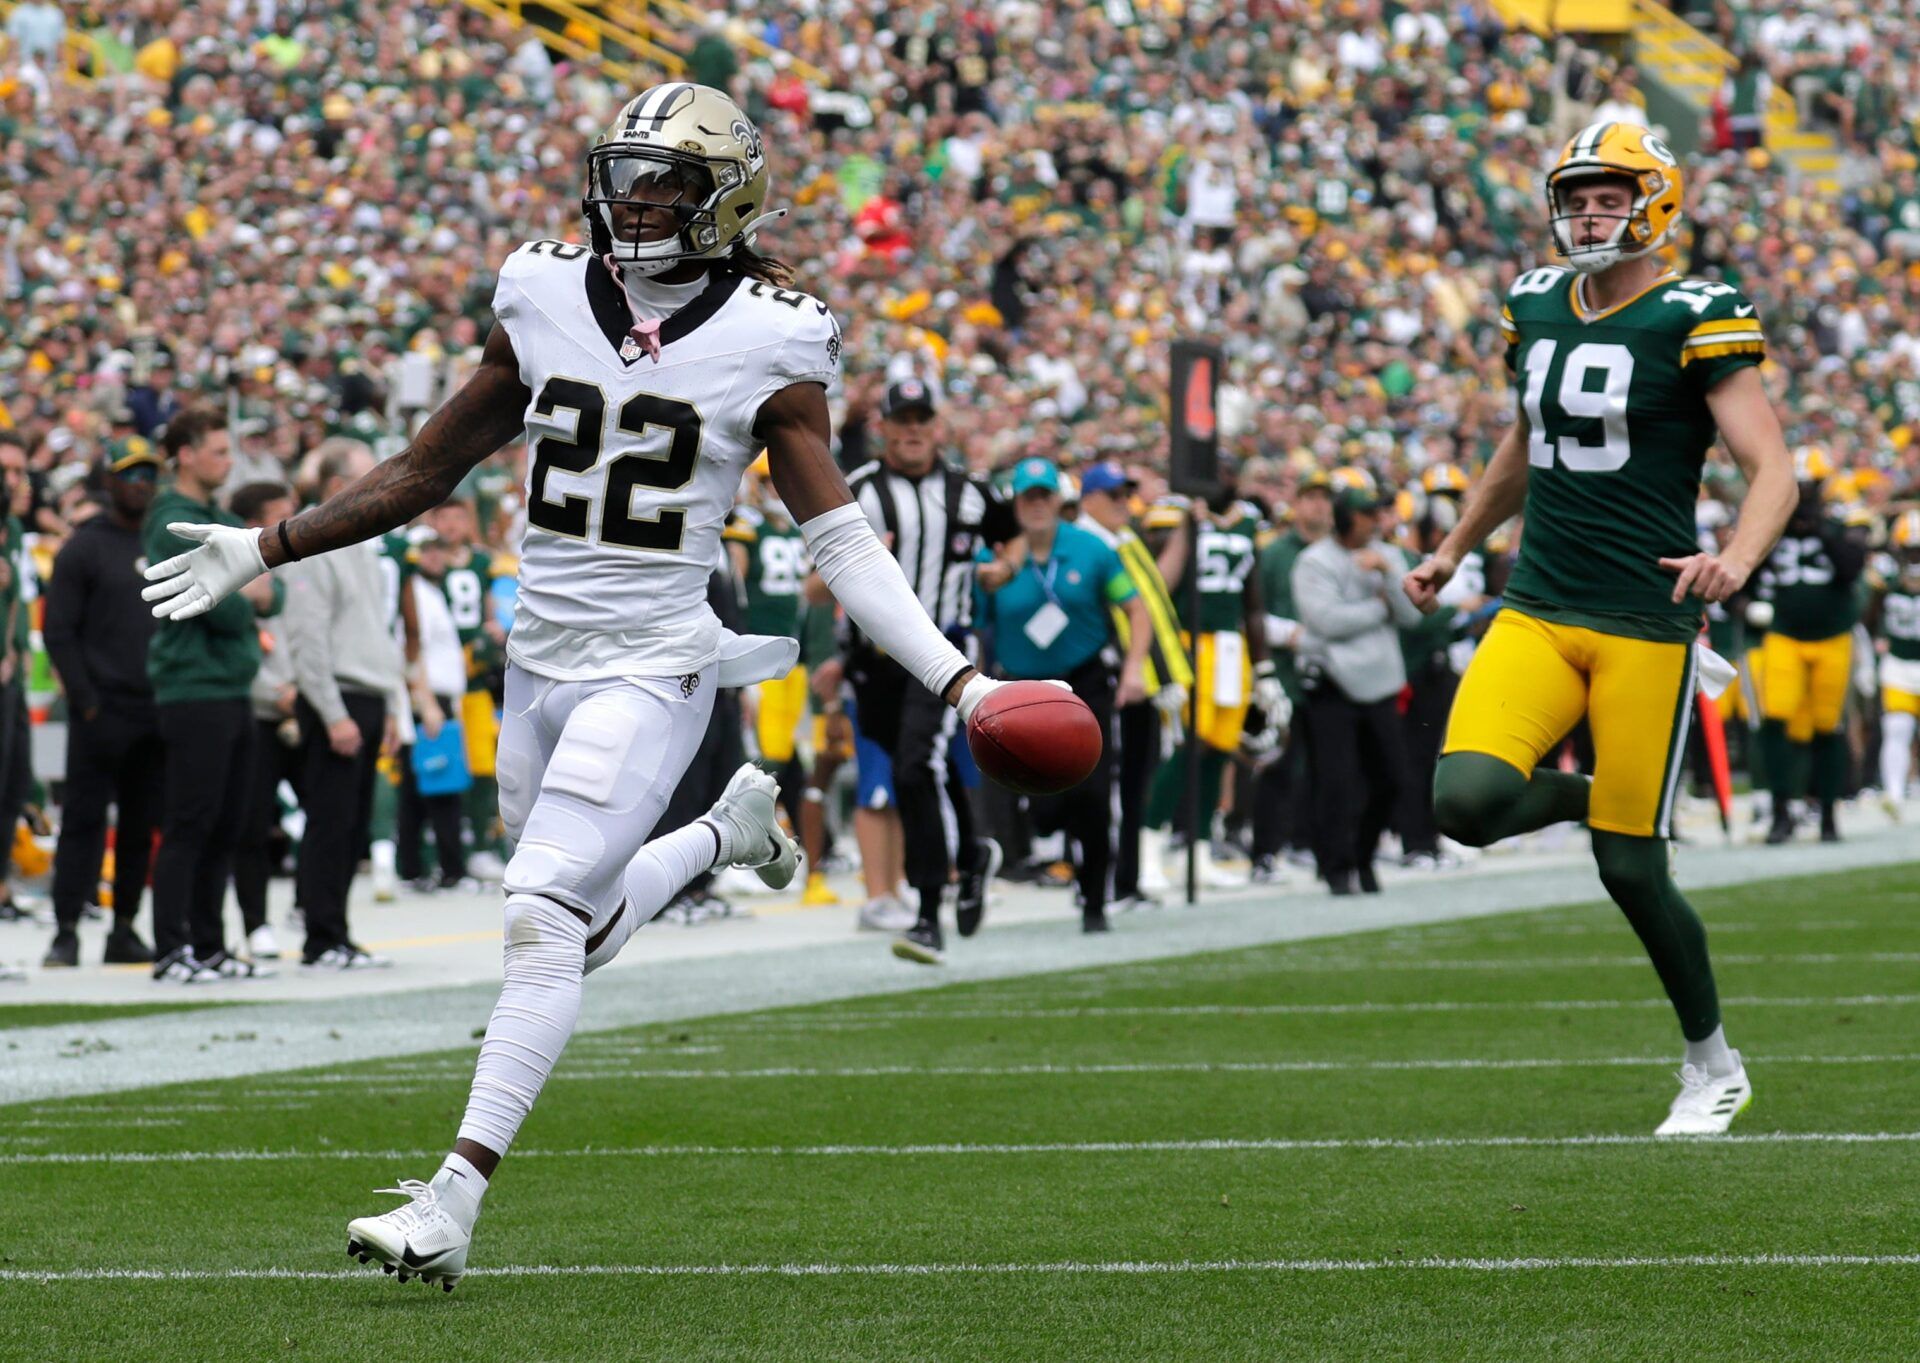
left=458, top=663, right=723, bottom=1157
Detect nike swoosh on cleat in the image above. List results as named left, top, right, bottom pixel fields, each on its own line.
left=400, top=1243, right=451, bottom=1270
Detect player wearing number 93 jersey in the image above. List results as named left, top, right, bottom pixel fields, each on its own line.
left=1402, top=120, right=1797, bottom=1138
left=137, top=82, right=1035, bottom=1288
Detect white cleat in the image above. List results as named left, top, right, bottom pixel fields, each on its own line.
left=706, top=764, right=801, bottom=891
left=855, top=896, right=917, bottom=932
left=346, top=1177, right=471, bottom=1291
left=1654, top=1054, right=1753, bottom=1136
left=246, top=925, right=280, bottom=961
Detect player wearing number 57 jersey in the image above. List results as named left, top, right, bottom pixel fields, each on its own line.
left=137, top=84, right=1033, bottom=1290
left=1404, top=122, right=1797, bottom=1137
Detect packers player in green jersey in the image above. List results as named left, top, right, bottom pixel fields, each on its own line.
left=1140, top=485, right=1286, bottom=889
left=1753, top=448, right=1870, bottom=844
left=1403, top=120, right=1796, bottom=1136
left=723, top=457, right=816, bottom=892
left=1870, top=510, right=1920, bottom=813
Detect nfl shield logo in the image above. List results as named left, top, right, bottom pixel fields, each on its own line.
left=620, top=336, right=644, bottom=362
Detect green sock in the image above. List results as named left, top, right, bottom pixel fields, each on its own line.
left=1744, top=720, right=1767, bottom=791
left=1811, top=730, right=1849, bottom=807
left=1431, top=752, right=1591, bottom=848
left=1761, top=720, right=1801, bottom=811
left=1199, top=749, right=1227, bottom=835
left=1145, top=754, right=1179, bottom=830
left=1590, top=830, right=1722, bottom=1040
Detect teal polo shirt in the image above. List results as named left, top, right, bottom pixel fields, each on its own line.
left=976, top=520, right=1135, bottom=680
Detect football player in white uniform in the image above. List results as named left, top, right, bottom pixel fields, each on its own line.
left=143, top=84, right=1021, bottom=1290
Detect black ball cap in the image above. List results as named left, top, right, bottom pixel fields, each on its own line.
left=882, top=378, right=937, bottom=418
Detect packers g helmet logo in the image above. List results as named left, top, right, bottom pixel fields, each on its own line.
left=1641, top=133, right=1677, bottom=167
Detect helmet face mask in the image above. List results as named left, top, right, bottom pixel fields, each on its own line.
left=587, top=146, right=726, bottom=275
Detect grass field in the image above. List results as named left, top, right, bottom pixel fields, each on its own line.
left=2, top=862, right=1917, bottom=1361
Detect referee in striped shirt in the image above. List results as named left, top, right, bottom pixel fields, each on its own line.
left=1077, top=461, right=1191, bottom=910
left=844, top=379, right=1016, bottom=964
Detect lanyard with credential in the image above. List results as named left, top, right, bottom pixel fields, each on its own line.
left=1028, top=555, right=1063, bottom=608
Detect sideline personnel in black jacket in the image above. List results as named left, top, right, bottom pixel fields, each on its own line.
left=41, top=441, right=166, bottom=967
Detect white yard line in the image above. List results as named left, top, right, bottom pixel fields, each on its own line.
left=1177, top=952, right=1920, bottom=973
left=2, top=1253, right=1917, bottom=1283
left=223, top=1052, right=1920, bottom=1088
left=717, top=993, right=1920, bottom=1025
left=6, top=1130, right=1920, bottom=1166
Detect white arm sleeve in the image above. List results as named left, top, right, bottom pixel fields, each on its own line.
left=801, top=502, right=973, bottom=703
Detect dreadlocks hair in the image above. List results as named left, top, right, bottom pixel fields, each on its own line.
left=730, top=240, right=797, bottom=288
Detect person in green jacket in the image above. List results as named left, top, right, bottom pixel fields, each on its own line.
left=147, top=407, right=284, bottom=983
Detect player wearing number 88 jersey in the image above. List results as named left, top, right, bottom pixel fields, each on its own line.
left=1405, top=120, right=1798, bottom=1138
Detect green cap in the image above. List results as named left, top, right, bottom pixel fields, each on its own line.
left=109, top=436, right=162, bottom=473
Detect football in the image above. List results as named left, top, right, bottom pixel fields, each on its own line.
left=967, top=681, right=1103, bottom=796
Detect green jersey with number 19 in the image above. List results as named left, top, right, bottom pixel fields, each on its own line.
left=1499, top=266, right=1765, bottom=642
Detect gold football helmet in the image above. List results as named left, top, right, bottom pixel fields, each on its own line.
left=584, top=83, right=780, bottom=276
left=1891, top=509, right=1920, bottom=587
left=1421, top=462, right=1470, bottom=497
left=1792, top=445, right=1835, bottom=487
left=1546, top=121, right=1684, bottom=275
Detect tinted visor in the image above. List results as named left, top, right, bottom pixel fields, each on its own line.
left=592, top=150, right=715, bottom=209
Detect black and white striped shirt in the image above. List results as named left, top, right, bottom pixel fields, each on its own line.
left=846, top=459, right=1014, bottom=635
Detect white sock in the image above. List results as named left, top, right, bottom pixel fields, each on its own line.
left=1881, top=711, right=1915, bottom=801
left=583, top=823, right=723, bottom=975
left=700, top=814, right=734, bottom=866
left=1684, top=1025, right=1739, bottom=1079
left=432, top=1152, right=487, bottom=1231
left=457, top=894, right=589, bottom=1156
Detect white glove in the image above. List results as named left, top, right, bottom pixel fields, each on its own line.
left=1153, top=681, right=1188, bottom=717
left=955, top=674, right=1072, bottom=725
left=1253, top=675, right=1289, bottom=728
left=141, top=522, right=268, bottom=621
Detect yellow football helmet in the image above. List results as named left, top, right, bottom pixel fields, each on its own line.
left=1546, top=121, right=1684, bottom=275
left=1421, top=463, right=1470, bottom=497
left=1329, top=466, right=1378, bottom=498
left=584, top=83, right=779, bottom=277
left=1891, top=509, right=1920, bottom=552
left=1793, top=445, right=1834, bottom=486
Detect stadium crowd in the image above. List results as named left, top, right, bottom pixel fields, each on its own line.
left=0, top=0, right=1917, bottom=975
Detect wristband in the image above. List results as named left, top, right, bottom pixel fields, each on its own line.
left=276, top=519, right=302, bottom=563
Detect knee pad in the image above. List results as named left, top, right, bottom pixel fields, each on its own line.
left=1590, top=832, right=1665, bottom=905
left=1430, top=753, right=1517, bottom=848
left=503, top=803, right=611, bottom=914
left=501, top=893, right=589, bottom=973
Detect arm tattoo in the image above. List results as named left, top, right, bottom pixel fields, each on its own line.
left=263, top=331, right=529, bottom=568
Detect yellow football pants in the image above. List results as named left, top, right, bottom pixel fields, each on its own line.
left=1886, top=686, right=1920, bottom=718
left=1759, top=632, right=1851, bottom=742
left=1443, top=610, right=1696, bottom=839
left=1181, top=631, right=1252, bottom=754
left=756, top=665, right=808, bottom=764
